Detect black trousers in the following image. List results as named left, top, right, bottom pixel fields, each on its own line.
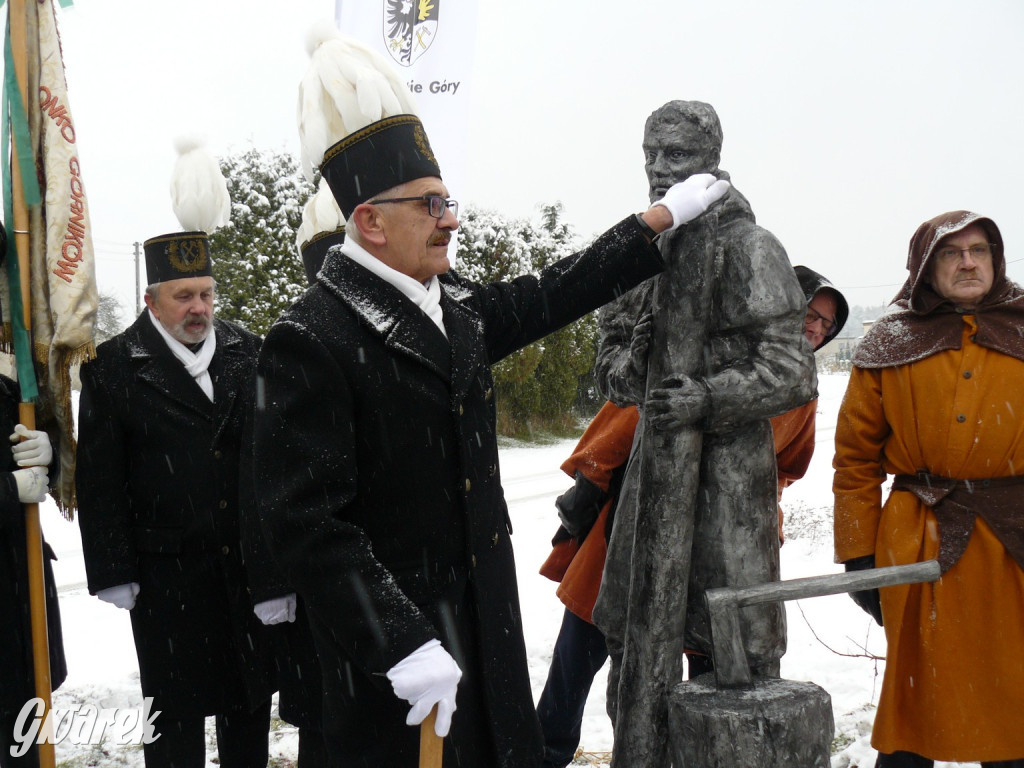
left=142, top=698, right=271, bottom=768
left=536, top=608, right=609, bottom=768
left=877, top=750, right=1024, bottom=768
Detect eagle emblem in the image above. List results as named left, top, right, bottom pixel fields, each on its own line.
left=383, top=0, right=439, bottom=67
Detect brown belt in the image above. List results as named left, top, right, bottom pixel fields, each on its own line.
left=892, top=471, right=1024, bottom=574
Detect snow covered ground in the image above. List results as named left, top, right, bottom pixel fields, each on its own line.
left=32, top=373, right=978, bottom=766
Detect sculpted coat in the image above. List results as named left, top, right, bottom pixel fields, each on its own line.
left=252, top=216, right=662, bottom=768
left=593, top=187, right=816, bottom=674
left=76, top=313, right=274, bottom=717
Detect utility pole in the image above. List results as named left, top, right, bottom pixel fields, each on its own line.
left=134, top=241, right=141, bottom=315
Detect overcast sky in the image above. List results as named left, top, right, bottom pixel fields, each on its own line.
left=47, top=0, right=1024, bottom=316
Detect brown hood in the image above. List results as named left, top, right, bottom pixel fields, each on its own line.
left=854, top=210, right=1024, bottom=368
left=899, top=210, right=1009, bottom=313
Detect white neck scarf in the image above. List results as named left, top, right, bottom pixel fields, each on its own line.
left=148, top=310, right=217, bottom=402
left=341, top=239, right=447, bottom=338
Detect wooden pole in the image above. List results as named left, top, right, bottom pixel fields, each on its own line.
left=9, top=1, right=56, bottom=766
left=419, top=705, right=443, bottom=768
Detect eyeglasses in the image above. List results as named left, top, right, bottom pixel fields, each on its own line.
left=934, top=242, right=994, bottom=264
left=368, top=195, right=459, bottom=220
left=804, top=306, right=835, bottom=334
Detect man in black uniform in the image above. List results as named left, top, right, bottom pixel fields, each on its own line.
left=76, top=229, right=274, bottom=768
left=252, top=109, right=730, bottom=767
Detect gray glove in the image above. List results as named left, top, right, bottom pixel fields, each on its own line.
left=649, top=173, right=731, bottom=230
left=13, top=466, right=49, bottom=503
left=11, top=424, right=53, bottom=467
left=628, top=313, right=653, bottom=380
left=647, top=375, right=711, bottom=429
left=96, top=582, right=140, bottom=611
left=254, top=594, right=297, bottom=625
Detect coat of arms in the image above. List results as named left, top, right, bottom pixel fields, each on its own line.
left=383, top=0, right=439, bottom=67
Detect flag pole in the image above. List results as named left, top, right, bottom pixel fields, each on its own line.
left=8, top=0, right=56, bottom=765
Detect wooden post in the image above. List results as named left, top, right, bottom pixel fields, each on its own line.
left=8, top=1, right=56, bottom=766
left=610, top=214, right=719, bottom=768
left=419, top=705, right=443, bottom=768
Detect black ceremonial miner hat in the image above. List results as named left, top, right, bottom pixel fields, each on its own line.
left=320, top=114, right=441, bottom=217
left=143, top=231, right=213, bottom=284
left=300, top=226, right=346, bottom=285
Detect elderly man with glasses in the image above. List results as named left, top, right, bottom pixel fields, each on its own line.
left=251, top=111, right=730, bottom=768
left=834, top=211, right=1024, bottom=768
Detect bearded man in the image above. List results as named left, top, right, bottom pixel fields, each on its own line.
left=76, top=232, right=275, bottom=768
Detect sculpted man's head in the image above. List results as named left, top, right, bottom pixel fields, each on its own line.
left=643, top=100, right=723, bottom=204
left=144, top=277, right=216, bottom=345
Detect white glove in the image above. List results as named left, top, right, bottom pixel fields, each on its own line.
left=650, top=173, right=731, bottom=230
left=254, top=594, right=297, bottom=625
left=13, top=466, right=49, bottom=503
left=11, top=424, right=53, bottom=467
left=386, top=639, right=461, bottom=737
left=97, top=582, right=140, bottom=610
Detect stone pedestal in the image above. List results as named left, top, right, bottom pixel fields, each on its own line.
left=669, top=674, right=834, bottom=767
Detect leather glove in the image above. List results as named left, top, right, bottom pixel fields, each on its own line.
left=11, top=424, right=53, bottom=467
left=555, top=471, right=607, bottom=539
left=844, top=556, right=883, bottom=626
left=13, top=466, right=49, bottom=503
left=254, top=594, right=297, bottom=625
left=650, top=173, right=731, bottom=230
left=97, top=582, right=140, bottom=611
left=386, top=639, right=461, bottom=737
left=647, top=375, right=710, bottom=430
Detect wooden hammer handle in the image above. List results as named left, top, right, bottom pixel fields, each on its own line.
left=419, top=705, right=443, bottom=768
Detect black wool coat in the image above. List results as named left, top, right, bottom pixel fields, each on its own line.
left=75, top=312, right=275, bottom=717
left=252, top=216, right=662, bottom=768
left=0, top=375, right=66, bottom=717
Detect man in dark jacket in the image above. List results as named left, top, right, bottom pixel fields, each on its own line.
left=1, top=373, right=64, bottom=768
left=251, top=111, right=729, bottom=767
left=76, top=231, right=275, bottom=768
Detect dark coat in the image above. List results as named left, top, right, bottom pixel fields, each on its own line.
left=252, top=216, right=662, bottom=768
left=0, top=375, right=66, bottom=716
left=75, top=312, right=274, bottom=717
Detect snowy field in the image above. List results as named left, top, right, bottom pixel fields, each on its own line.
left=32, top=373, right=978, bottom=767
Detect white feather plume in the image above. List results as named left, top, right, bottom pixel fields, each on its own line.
left=297, top=21, right=418, bottom=181
left=170, top=136, right=231, bottom=233
left=296, top=178, right=345, bottom=251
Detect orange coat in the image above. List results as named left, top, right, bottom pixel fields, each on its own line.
left=834, top=317, right=1024, bottom=761
left=772, top=398, right=817, bottom=539
left=539, top=402, right=639, bottom=623
left=541, top=398, right=817, bottom=623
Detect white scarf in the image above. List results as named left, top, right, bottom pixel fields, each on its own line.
left=148, top=310, right=217, bottom=402
left=341, top=239, right=447, bottom=338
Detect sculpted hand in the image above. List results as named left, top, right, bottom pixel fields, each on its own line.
left=13, top=467, right=49, bottom=503
left=647, top=375, right=710, bottom=430
left=650, top=173, right=731, bottom=231
left=386, top=639, right=461, bottom=737
left=254, top=594, right=297, bottom=625
left=11, top=424, right=53, bottom=467
left=628, top=313, right=654, bottom=377
left=96, top=582, right=140, bottom=611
